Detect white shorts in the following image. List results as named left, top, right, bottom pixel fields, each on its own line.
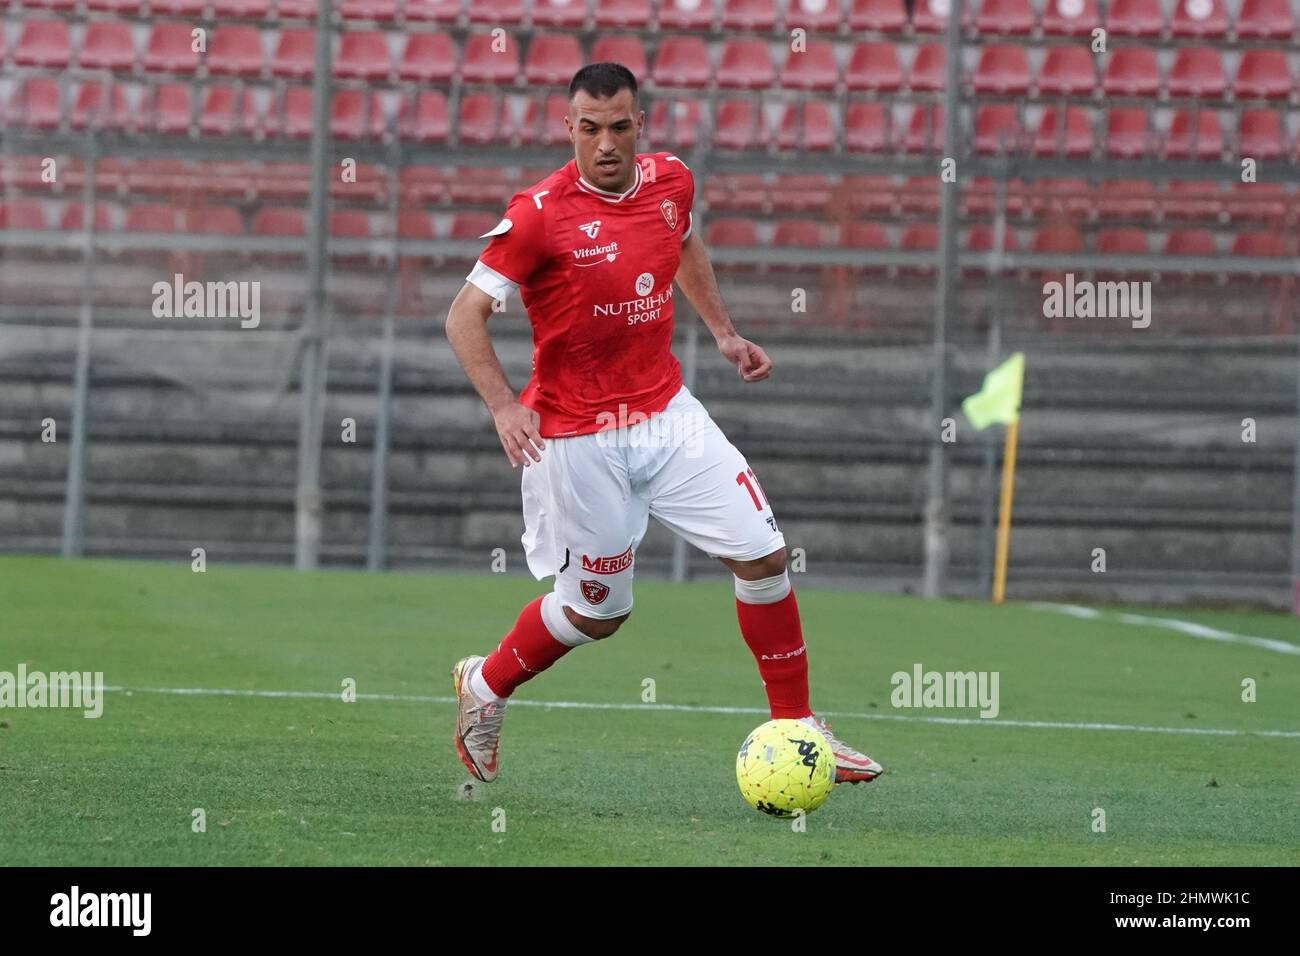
left=521, top=386, right=786, bottom=619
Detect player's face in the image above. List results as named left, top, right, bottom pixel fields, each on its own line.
left=566, top=89, right=644, bottom=193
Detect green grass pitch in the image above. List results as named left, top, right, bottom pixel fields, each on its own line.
left=1, top=554, right=1297, bottom=866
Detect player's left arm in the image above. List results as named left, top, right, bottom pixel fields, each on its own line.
left=674, top=232, right=773, bottom=383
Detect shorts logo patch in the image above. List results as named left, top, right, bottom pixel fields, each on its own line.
left=580, top=580, right=610, bottom=605
left=581, top=544, right=634, bottom=575
left=660, top=198, right=678, bottom=231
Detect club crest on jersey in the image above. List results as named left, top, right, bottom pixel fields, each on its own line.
left=581, top=544, right=634, bottom=575
left=580, top=580, right=610, bottom=605
left=578, top=220, right=601, bottom=239
left=659, top=199, right=678, bottom=231
left=635, top=272, right=655, bottom=296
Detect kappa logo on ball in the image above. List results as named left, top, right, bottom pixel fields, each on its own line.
left=659, top=198, right=678, bottom=231
left=581, top=543, right=634, bottom=575
left=635, top=272, right=655, bottom=296
left=580, top=580, right=610, bottom=605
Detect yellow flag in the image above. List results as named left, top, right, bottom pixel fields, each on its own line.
left=962, top=353, right=1024, bottom=430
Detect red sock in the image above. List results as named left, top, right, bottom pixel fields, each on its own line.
left=736, top=590, right=812, bottom=719
left=479, top=596, right=573, bottom=698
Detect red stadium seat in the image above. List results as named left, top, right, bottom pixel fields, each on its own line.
left=773, top=220, right=824, bottom=249
left=1235, top=0, right=1294, bottom=39
left=1162, top=182, right=1222, bottom=220
left=1041, top=0, right=1100, bottom=35
left=335, top=32, right=391, bottom=81
left=449, top=212, right=500, bottom=239
left=329, top=210, right=370, bottom=239
left=405, top=0, right=462, bottom=21
left=975, top=0, right=1036, bottom=34
left=1103, top=48, right=1160, bottom=97
left=846, top=43, right=902, bottom=92
left=658, top=0, right=716, bottom=29
left=1171, top=0, right=1228, bottom=37
left=706, top=218, right=760, bottom=247
left=722, top=0, right=778, bottom=30
left=183, top=206, right=244, bottom=235
left=1033, top=107, right=1093, bottom=156
left=899, top=224, right=938, bottom=276
left=340, top=0, right=399, bottom=19
left=1233, top=50, right=1292, bottom=101
left=769, top=174, right=832, bottom=212
left=150, top=0, right=206, bottom=11
left=1032, top=224, right=1084, bottom=254
left=209, top=27, right=265, bottom=77
left=973, top=104, right=1021, bottom=154
left=1106, top=0, right=1163, bottom=35
left=460, top=32, right=520, bottom=84
left=525, top=34, right=583, bottom=86
left=1164, top=109, right=1223, bottom=159
left=1224, top=182, right=1289, bottom=222
left=71, top=82, right=129, bottom=131
left=397, top=211, right=436, bottom=241
left=252, top=207, right=306, bottom=236
left=398, top=91, right=451, bottom=142
left=591, top=37, right=647, bottom=79
left=844, top=102, right=890, bottom=152
left=706, top=174, right=768, bottom=212
left=901, top=177, right=940, bottom=215
left=532, top=0, right=589, bottom=26
left=1037, top=46, right=1096, bottom=96
left=910, top=0, right=949, bottom=32
left=332, top=90, right=386, bottom=140
left=457, top=93, right=503, bottom=144
left=1167, top=48, right=1226, bottom=98
left=781, top=42, right=838, bottom=91
left=1238, top=109, right=1286, bottom=160
left=1106, top=107, right=1151, bottom=158
left=126, top=203, right=178, bottom=233
left=973, top=45, right=1031, bottom=95
left=649, top=99, right=705, bottom=149
left=594, top=0, right=652, bottom=28
left=78, top=21, right=136, bottom=71
left=85, top=0, right=142, bottom=11
left=211, top=0, right=272, bottom=14
left=715, top=99, right=762, bottom=150
left=147, top=84, right=194, bottom=134
left=1096, top=179, right=1157, bottom=218
left=787, top=0, right=845, bottom=30
left=903, top=104, right=944, bottom=153
left=1164, top=229, right=1217, bottom=256
left=199, top=86, right=258, bottom=136
left=850, top=0, right=906, bottom=31
left=908, top=44, right=946, bottom=93
left=466, top=0, right=524, bottom=23
left=271, top=30, right=316, bottom=79
left=718, top=39, right=775, bottom=90
left=255, top=164, right=313, bottom=202
left=60, top=203, right=115, bottom=233
left=963, top=177, right=1027, bottom=217
left=965, top=225, right=1018, bottom=278
left=516, top=94, right=570, bottom=146
left=1231, top=231, right=1288, bottom=257
left=652, top=37, right=712, bottom=88
left=775, top=101, right=835, bottom=151
left=398, top=34, right=455, bottom=83
left=144, top=24, right=201, bottom=74
left=0, top=200, right=49, bottom=231
left=9, top=79, right=62, bottom=130
left=1096, top=228, right=1148, bottom=255
left=398, top=167, right=449, bottom=204
left=277, top=87, right=314, bottom=138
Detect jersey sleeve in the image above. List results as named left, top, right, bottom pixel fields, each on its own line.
left=466, top=191, right=551, bottom=303
left=666, top=154, right=696, bottom=241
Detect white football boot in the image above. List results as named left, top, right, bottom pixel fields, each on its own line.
left=452, top=655, right=507, bottom=782
left=799, top=714, right=884, bottom=784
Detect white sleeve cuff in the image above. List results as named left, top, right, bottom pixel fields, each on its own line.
left=466, top=260, right=520, bottom=303
left=682, top=211, right=694, bottom=241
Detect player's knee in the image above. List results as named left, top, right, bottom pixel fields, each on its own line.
left=731, top=547, right=787, bottom=580
left=564, top=606, right=630, bottom=641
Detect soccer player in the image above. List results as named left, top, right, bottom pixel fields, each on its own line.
left=445, top=63, right=883, bottom=786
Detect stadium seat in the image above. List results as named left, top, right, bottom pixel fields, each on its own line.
left=845, top=42, right=902, bottom=92
left=333, top=90, right=386, bottom=139
left=973, top=45, right=1031, bottom=95
left=706, top=174, right=768, bottom=212
left=594, top=0, right=652, bottom=28
left=466, top=0, right=524, bottom=23
left=532, top=0, right=589, bottom=25
left=1234, top=0, right=1294, bottom=39
left=183, top=206, right=244, bottom=235
left=71, top=82, right=129, bottom=131
left=209, top=27, right=265, bottom=77
left=398, top=166, right=450, bottom=204
left=1096, top=179, right=1157, bottom=218
left=849, top=0, right=906, bottom=31
left=329, top=210, right=370, bottom=239
left=1167, top=48, right=1226, bottom=98
left=706, top=218, right=759, bottom=250
left=899, top=176, right=940, bottom=214
left=722, top=0, right=778, bottom=30
left=252, top=207, right=306, bottom=236
left=975, top=0, right=1036, bottom=34
left=276, top=0, right=319, bottom=14
left=1231, top=230, right=1288, bottom=257
left=769, top=174, right=832, bottom=212
left=1105, top=0, right=1163, bottom=35
left=908, top=44, right=946, bottom=93
left=965, top=225, right=1017, bottom=278
left=652, top=37, right=712, bottom=88
left=397, top=210, right=436, bottom=241
left=85, top=0, right=142, bottom=11
left=1033, top=107, right=1093, bottom=156
left=1041, top=0, right=1100, bottom=35
left=1164, top=109, right=1223, bottom=159
left=516, top=94, right=570, bottom=146
left=1103, top=48, right=1160, bottom=97
left=1224, top=182, right=1289, bottom=222
left=147, top=84, right=194, bottom=134
left=1032, top=224, right=1084, bottom=254
left=60, top=203, right=115, bottom=233
left=1162, top=181, right=1222, bottom=219
left=591, top=37, right=647, bottom=79
left=973, top=104, right=1021, bottom=154
left=1238, top=109, right=1286, bottom=160
left=775, top=101, right=835, bottom=151
left=144, top=23, right=201, bottom=74
left=278, top=87, right=315, bottom=138
left=449, top=212, right=500, bottom=239
left=524, top=34, right=583, bottom=86
left=457, top=93, right=503, bottom=144
left=1037, top=46, right=1096, bottom=96
left=1233, top=50, right=1292, bottom=100
left=649, top=99, right=705, bottom=149
left=405, top=0, right=462, bottom=21
left=398, top=33, right=455, bottom=83
left=335, top=32, right=391, bottom=81
left=1097, top=228, right=1149, bottom=255
left=657, top=0, right=716, bottom=29
left=9, top=79, right=62, bottom=130
left=271, top=30, right=316, bottom=79
left=718, top=39, right=775, bottom=89
left=1027, top=178, right=1092, bottom=217
left=903, top=104, right=944, bottom=153
left=899, top=224, right=938, bottom=276
left=199, top=86, right=258, bottom=137
left=460, top=32, right=520, bottom=84
left=78, top=21, right=136, bottom=71
left=211, top=0, right=272, bottom=15
left=772, top=220, right=824, bottom=249
left=340, top=0, right=399, bottom=19
left=0, top=200, right=48, bottom=231
left=963, top=177, right=1024, bottom=217
left=1106, top=107, right=1151, bottom=158
left=1164, top=229, right=1217, bottom=257
left=910, top=0, right=949, bottom=32
left=715, top=99, right=762, bottom=150
left=786, top=0, right=845, bottom=30
left=125, top=203, right=178, bottom=234
left=844, top=102, right=890, bottom=152
left=842, top=222, right=890, bottom=255
left=149, top=0, right=206, bottom=11
left=1171, top=0, right=1228, bottom=37
left=781, top=42, right=839, bottom=91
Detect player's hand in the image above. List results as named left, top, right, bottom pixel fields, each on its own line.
left=717, top=334, right=772, bottom=383
left=492, top=401, right=546, bottom=468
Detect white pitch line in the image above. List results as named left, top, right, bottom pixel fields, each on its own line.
left=1032, top=602, right=1300, bottom=657
left=101, top=685, right=1300, bottom=739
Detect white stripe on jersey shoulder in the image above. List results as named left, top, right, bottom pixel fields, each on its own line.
left=480, top=218, right=513, bottom=238
left=466, top=260, right=519, bottom=302
left=532, top=190, right=550, bottom=209
left=665, top=154, right=690, bottom=171
left=574, top=162, right=643, bottom=203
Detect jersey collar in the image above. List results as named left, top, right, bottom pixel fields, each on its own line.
left=573, top=159, right=644, bottom=204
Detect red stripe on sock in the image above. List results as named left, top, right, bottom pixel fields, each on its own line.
left=735, top=590, right=812, bottom=720
left=479, top=596, right=573, bottom=698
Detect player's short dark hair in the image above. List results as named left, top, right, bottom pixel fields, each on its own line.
left=569, top=62, right=638, bottom=103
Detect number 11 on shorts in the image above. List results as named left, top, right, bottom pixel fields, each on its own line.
left=736, top=467, right=768, bottom=511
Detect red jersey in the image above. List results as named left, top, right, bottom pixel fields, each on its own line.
left=466, top=153, right=695, bottom=438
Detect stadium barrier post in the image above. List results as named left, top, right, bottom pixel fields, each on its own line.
left=366, top=147, right=401, bottom=572
left=1291, top=333, right=1300, bottom=613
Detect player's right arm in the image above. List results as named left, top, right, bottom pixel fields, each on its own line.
left=445, top=282, right=545, bottom=469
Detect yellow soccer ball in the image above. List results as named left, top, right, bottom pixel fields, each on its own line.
left=736, top=718, right=835, bottom=818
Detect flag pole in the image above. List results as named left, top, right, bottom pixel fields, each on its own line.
left=992, top=418, right=1020, bottom=604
